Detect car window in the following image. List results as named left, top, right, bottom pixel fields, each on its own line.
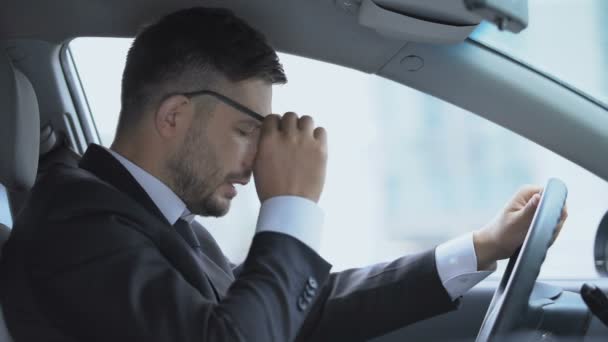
left=69, top=37, right=608, bottom=279
left=471, top=0, right=608, bottom=107
left=0, top=184, right=12, bottom=228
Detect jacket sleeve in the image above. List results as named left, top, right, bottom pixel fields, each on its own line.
left=27, top=214, right=331, bottom=342
left=295, top=249, right=459, bottom=342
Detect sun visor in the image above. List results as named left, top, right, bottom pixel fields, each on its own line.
left=358, top=0, right=528, bottom=44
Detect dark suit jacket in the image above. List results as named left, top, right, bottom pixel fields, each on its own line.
left=0, top=144, right=457, bottom=341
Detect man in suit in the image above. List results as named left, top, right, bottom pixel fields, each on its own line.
left=0, top=7, right=567, bottom=342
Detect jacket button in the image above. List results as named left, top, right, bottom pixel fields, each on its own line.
left=304, top=286, right=316, bottom=299
left=297, top=296, right=308, bottom=311
left=307, top=277, right=318, bottom=289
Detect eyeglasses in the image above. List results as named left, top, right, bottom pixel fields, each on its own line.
left=169, top=89, right=265, bottom=122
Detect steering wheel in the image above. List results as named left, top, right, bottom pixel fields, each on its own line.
left=476, top=178, right=567, bottom=341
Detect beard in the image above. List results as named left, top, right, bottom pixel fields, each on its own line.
left=164, top=118, right=231, bottom=217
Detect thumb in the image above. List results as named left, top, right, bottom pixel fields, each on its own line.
left=522, top=193, right=541, bottom=215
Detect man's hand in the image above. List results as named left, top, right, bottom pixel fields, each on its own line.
left=473, top=185, right=568, bottom=270
left=253, top=112, right=328, bottom=203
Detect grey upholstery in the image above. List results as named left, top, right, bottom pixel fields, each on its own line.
left=0, top=224, right=9, bottom=256
left=0, top=224, right=13, bottom=342
left=0, top=51, right=40, bottom=342
left=0, top=51, right=40, bottom=192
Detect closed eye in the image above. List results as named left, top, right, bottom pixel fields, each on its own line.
left=236, top=128, right=252, bottom=137
left=235, top=121, right=261, bottom=137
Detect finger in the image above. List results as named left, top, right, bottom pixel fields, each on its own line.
left=519, top=184, right=543, bottom=201
left=524, top=193, right=541, bottom=213
left=261, top=114, right=280, bottom=136
left=550, top=204, right=568, bottom=245
left=560, top=204, right=569, bottom=221
left=298, top=115, right=314, bottom=135
left=551, top=226, right=561, bottom=245
left=520, top=184, right=543, bottom=193
left=280, top=112, right=298, bottom=135
left=557, top=206, right=568, bottom=227
left=313, top=126, right=326, bottom=141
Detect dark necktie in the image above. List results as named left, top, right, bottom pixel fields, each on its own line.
left=174, top=218, right=222, bottom=299
left=174, top=218, right=204, bottom=257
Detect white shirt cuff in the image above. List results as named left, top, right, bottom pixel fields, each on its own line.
left=435, top=233, right=496, bottom=300
left=256, top=196, right=324, bottom=252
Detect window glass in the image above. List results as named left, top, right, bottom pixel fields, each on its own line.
left=471, top=0, right=608, bottom=106
left=70, top=37, right=608, bottom=279
left=0, top=184, right=12, bottom=228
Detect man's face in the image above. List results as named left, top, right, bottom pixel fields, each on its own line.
left=165, top=79, right=271, bottom=217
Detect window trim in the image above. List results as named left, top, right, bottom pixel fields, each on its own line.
left=59, top=41, right=102, bottom=149
left=468, top=38, right=608, bottom=111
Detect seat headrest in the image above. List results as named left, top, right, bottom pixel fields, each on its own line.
left=0, top=51, right=40, bottom=191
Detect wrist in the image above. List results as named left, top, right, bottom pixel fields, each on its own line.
left=473, top=230, right=498, bottom=270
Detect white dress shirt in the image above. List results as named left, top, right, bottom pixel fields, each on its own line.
left=107, top=148, right=494, bottom=300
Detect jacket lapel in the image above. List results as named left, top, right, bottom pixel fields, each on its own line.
left=79, top=144, right=169, bottom=225
left=78, top=144, right=230, bottom=300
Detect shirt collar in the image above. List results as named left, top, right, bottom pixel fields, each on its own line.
left=106, top=148, right=195, bottom=225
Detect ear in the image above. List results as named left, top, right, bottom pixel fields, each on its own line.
left=154, top=95, right=192, bottom=139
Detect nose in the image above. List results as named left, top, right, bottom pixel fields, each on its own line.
left=242, top=138, right=258, bottom=171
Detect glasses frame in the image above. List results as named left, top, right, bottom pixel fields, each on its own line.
left=168, top=89, right=265, bottom=122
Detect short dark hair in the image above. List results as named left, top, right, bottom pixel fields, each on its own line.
left=116, top=7, right=286, bottom=136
